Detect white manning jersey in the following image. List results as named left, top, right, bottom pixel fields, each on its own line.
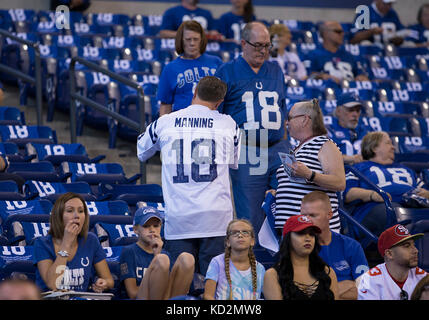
left=357, top=263, right=427, bottom=300
left=137, top=104, right=241, bottom=240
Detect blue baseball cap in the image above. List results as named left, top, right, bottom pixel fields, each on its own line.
left=133, top=206, right=163, bottom=226
left=337, top=92, right=362, bottom=108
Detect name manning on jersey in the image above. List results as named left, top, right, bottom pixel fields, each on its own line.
left=175, top=117, right=214, bottom=128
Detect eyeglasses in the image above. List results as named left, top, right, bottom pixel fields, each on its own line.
left=228, top=230, right=252, bottom=238
left=400, top=289, right=409, bottom=300
left=245, top=40, right=273, bottom=51
left=287, top=114, right=307, bottom=121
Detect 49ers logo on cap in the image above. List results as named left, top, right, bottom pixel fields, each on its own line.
left=395, top=225, right=410, bottom=236
left=298, top=216, right=311, bottom=223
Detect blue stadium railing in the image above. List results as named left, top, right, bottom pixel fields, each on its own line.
left=69, top=56, right=147, bottom=183
left=0, top=28, right=43, bottom=126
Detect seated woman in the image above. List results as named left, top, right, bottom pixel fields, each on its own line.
left=33, top=192, right=114, bottom=293
left=268, top=23, right=307, bottom=81
left=263, top=215, right=338, bottom=300
left=344, top=131, right=429, bottom=237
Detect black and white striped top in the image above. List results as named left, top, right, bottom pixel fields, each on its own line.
left=275, top=135, right=341, bottom=233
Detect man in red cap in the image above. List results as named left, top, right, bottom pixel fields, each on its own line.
left=357, top=224, right=427, bottom=300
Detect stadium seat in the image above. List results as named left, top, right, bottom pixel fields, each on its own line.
left=60, top=162, right=141, bottom=192
left=2, top=213, right=50, bottom=245
left=6, top=161, right=71, bottom=182
left=85, top=200, right=130, bottom=216
left=102, top=245, right=126, bottom=299
left=24, top=180, right=96, bottom=202
left=409, top=220, right=429, bottom=272
left=0, top=245, right=36, bottom=281
left=90, top=214, right=136, bottom=247
left=26, top=142, right=105, bottom=167
left=378, top=116, right=412, bottom=137
left=0, top=125, right=57, bottom=148
left=0, top=199, right=52, bottom=225
left=372, top=101, right=418, bottom=118
left=98, top=183, right=163, bottom=213
left=0, top=106, right=25, bottom=125
left=0, top=180, right=28, bottom=201
left=0, top=142, right=35, bottom=163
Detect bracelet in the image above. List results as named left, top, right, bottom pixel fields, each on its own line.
left=308, top=171, right=316, bottom=182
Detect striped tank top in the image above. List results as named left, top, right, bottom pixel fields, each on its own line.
left=274, top=135, right=341, bottom=232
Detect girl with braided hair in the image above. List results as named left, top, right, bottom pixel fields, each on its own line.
left=203, top=219, right=265, bottom=300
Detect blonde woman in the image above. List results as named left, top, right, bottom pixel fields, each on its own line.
left=203, top=219, right=265, bottom=300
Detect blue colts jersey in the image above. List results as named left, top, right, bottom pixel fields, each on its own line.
left=215, top=56, right=287, bottom=144
left=327, top=118, right=371, bottom=156
left=156, top=53, right=222, bottom=112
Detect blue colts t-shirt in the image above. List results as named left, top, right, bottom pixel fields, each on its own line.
left=215, top=56, right=287, bottom=144
left=156, top=53, right=222, bottom=111
left=160, top=5, right=216, bottom=31
left=119, top=242, right=170, bottom=287
left=33, top=232, right=106, bottom=292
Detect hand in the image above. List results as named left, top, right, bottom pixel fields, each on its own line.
left=389, top=36, right=404, bottom=46
left=369, top=191, right=391, bottom=202
left=92, top=278, right=109, bottom=293
left=371, top=27, right=383, bottom=35
left=62, top=219, right=81, bottom=248
left=355, top=74, right=369, bottom=82
left=416, top=188, right=429, bottom=199
left=350, top=154, right=364, bottom=165
left=149, top=234, right=163, bottom=256
left=265, top=189, right=276, bottom=197
left=287, top=161, right=312, bottom=180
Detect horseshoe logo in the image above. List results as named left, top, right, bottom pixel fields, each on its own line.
left=256, top=82, right=263, bottom=90
left=81, top=257, right=90, bottom=267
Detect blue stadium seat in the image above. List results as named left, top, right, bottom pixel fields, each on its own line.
left=60, top=162, right=140, bottom=189
left=409, top=220, right=429, bottom=272
left=85, top=200, right=130, bottom=216
left=0, top=199, right=52, bottom=225
left=6, top=161, right=70, bottom=182
left=285, top=86, right=323, bottom=101
left=88, top=13, right=130, bottom=27
left=2, top=213, right=50, bottom=246
left=0, top=245, right=35, bottom=281
left=102, top=246, right=126, bottom=299
left=372, top=101, right=418, bottom=118
left=91, top=215, right=136, bottom=246
left=98, top=183, right=163, bottom=212
left=0, top=125, right=57, bottom=148
left=395, top=136, right=429, bottom=154
left=379, top=116, right=412, bottom=137
left=24, top=180, right=96, bottom=202
left=0, top=181, right=28, bottom=201
left=0, top=106, right=25, bottom=125
left=26, top=142, right=105, bottom=167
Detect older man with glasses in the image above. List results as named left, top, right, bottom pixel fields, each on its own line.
left=214, top=21, right=290, bottom=238
left=307, top=21, right=369, bottom=83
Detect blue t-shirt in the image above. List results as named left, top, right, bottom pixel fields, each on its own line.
left=33, top=232, right=106, bottom=292
left=216, top=12, right=256, bottom=41
left=407, top=23, right=429, bottom=44
left=319, top=232, right=368, bottom=282
left=160, top=5, right=215, bottom=31
left=215, top=56, right=287, bottom=144
left=351, top=3, right=404, bottom=44
left=327, top=117, right=372, bottom=156
left=205, top=253, right=265, bottom=300
left=156, top=53, right=222, bottom=111
left=307, top=46, right=364, bottom=81
left=344, top=161, right=424, bottom=222
left=119, top=242, right=170, bottom=287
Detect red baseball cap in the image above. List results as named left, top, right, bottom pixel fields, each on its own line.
left=378, top=224, right=424, bottom=257
left=282, top=215, right=321, bottom=237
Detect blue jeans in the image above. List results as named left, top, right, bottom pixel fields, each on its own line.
left=230, top=139, right=289, bottom=237
left=165, top=236, right=225, bottom=276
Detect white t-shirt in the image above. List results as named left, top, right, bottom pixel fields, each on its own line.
left=269, top=51, right=307, bottom=81
left=205, top=253, right=265, bottom=300
left=357, top=262, right=427, bottom=300
left=137, top=104, right=241, bottom=240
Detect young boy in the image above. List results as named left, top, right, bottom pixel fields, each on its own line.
left=119, top=206, right=195, bottom=299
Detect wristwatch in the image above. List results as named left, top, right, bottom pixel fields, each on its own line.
left=57, top=250, right=70, bottom=257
